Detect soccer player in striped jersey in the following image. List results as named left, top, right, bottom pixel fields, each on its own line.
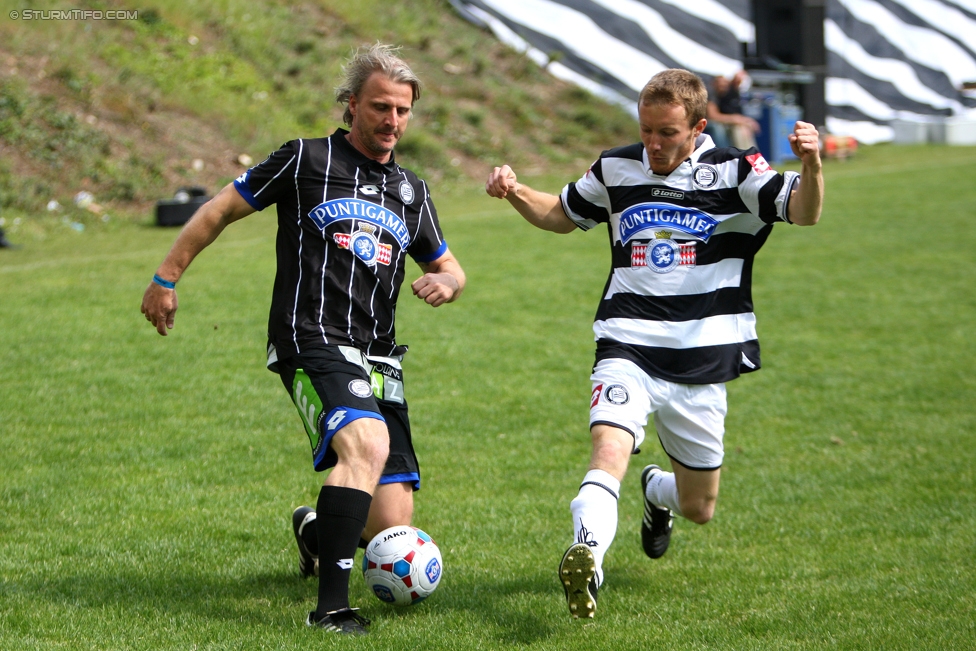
left=486, top=68, right=823, bottom=618
left=142, top=44, right=465, bottom=635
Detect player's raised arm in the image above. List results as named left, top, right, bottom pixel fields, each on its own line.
left=411, top=248, right=465, bottom=307
left=485, top=165, right=576, bottom=234
left=141, top=182, right=255, bottom=335
left=786, top=121, right=824, bottom=226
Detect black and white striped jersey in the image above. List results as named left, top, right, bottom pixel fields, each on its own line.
left=561, top=134, right=800, bottom=385
left=233, top=128, right=448, bottom=362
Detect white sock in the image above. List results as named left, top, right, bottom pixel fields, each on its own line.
left=570, top=469, right=620, bottom=586
left=644, top=469, right=684, bottom=518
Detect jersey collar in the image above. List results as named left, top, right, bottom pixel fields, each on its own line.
left=690, top=133, right=716, bottom=164
left=332, top=128, right=399, bottom=175
left=641, top=133, right=716, bottom=179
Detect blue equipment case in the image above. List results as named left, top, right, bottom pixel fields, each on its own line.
left=744, top=93, right=802, bottom=163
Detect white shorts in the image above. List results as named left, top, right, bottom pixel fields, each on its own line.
left=589, top=357, right=727, bottom=470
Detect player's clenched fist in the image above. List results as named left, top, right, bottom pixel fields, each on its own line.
left=788, top=121, right=821, bottom=164
left=485, top=165, right=518, bottom=199
left=411, top=272, right=457, bottom=307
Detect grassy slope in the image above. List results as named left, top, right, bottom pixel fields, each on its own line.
left=0, top=0, right=634, bottom=234
left=1, top=141, right=975, bottom=649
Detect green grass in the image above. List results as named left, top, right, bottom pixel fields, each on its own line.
left=1, top=143, right=975, bottom=649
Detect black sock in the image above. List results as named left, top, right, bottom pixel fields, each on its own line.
left=300, top=513, right=363, bottom=558
left=301, top=516, right=319, bottom=554
left=314, top=485, right=372, bottom=616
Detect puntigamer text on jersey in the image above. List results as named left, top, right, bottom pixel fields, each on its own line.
left=309, top=198, right=411, bottom=247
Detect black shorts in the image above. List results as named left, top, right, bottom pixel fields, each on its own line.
left=273, top=344, right=420, bottom=490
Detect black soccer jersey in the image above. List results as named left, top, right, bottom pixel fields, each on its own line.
left=561, top=134, right=800, bottom=385
left=234, top=129, right=448, bottom=361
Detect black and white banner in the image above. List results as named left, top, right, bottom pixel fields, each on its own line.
left=452, top=0, right=976, bottom=144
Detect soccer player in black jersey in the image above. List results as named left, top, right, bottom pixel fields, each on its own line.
left=142, top=44, right=465, bottom=635
left=487, top=68, right=823, bottom=619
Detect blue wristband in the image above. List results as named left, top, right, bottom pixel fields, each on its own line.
left=152, top=274, right=176, bottom=289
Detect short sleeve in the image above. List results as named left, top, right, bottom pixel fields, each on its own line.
left=560, top=158, right=611, bottom=231
left=407, top=180, right=448, bottom=263
left=233, top=141, right=299, bottom=211
left=736, top=149, right=799, bottom=224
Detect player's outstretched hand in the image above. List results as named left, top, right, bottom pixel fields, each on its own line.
left=411, top=272, right=459, bottom=308
left=788, top=121, right=822, bottom=166
left=485, top=165, right=518, bottom=199
left=141, top=282, right=178, bottom=336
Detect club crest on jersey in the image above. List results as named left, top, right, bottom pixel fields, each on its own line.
left=604, top=384, right=629, bottom=405
left=619, top=202, right=718, bottom=244
left=398, top=180, right=415, bottom=204
left=334, top=223, right=393, bottom=267
left=632, top=230, right=696, bottom=273
left=348, top=379, right=372, bottom=398
left=308, top=198, right=410, bottom=247
left=692, top=164, right=719, bottom=189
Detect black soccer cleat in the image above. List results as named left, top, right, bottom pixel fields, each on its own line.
left=640, top=465, right=675, bottom=559
left=559, top=542, right=598, bottom=619
left=306, top=608, right=370, bottom=635
left=292, top=506, right=318, bottom=578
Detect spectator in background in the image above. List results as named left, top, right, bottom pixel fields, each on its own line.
left=0, top=203, right=15, bottom=248
left=705, top=70, right=760, bottom=150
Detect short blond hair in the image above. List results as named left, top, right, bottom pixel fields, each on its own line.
left=335, top=43, right=422, bottom=126
left=638, top=69, right=707, bottom=126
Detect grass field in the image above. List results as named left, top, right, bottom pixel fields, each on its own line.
left=1, top=143, right=975, bottom=649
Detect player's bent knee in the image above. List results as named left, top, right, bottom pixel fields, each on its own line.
left=362, top=442, right=391, bottom=478
left=365, top=483, right=414, bottom=540
left=368, top=503, right=412, bottom=535
left=687, top=509, right=714, bottom=525
left=592, top=440, right=630, bottom=465
left=590, top=426, right=635, bottom=476
left=681, top=497, right=716, bottom=524
left=333, top=418, right=390, bottom=468
left=363, top=431, right=390, bottom=462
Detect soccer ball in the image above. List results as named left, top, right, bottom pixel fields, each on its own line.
left=362, top=525, right=443, bottom=606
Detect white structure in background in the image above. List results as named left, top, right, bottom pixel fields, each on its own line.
left=452, top=0, right=976, bottom=145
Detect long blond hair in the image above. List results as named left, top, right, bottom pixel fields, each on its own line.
left=335, top=43, right=422, bottom=126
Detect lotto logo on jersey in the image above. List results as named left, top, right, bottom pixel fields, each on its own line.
left=745, top=153, right=771, bottom=175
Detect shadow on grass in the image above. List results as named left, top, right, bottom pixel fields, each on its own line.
left=13, top=563, right=576, bottom=644
left=372, top=573, right=569, bottom=647
left=429, top=561, right=665, bottom=644
left=11, top=569, right=311, bottom=627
